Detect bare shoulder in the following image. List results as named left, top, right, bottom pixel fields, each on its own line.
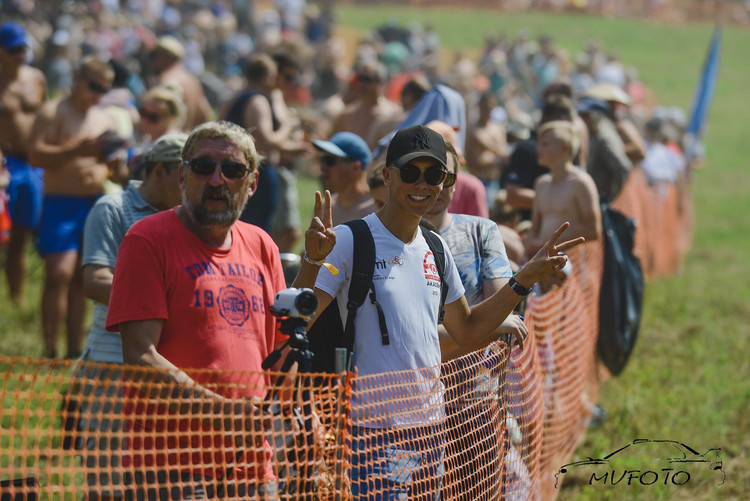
left=246, top=92, right=271, bottom=112
left=37, top=96, right=65, bottom=120
left=21, top=65, right=46, bottom=84
left=534, top=172, right=553, bottom=189
left=571, top=167, right=599, bottom=192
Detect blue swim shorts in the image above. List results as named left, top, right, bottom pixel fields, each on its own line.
left=6, top=156, right=44, bottom=229
left=37, top=194, right=100, bottom=256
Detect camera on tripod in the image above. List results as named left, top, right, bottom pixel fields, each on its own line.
left=270, top=287, right=318, bottom=321
left=263, top=288, right=318, bottom=372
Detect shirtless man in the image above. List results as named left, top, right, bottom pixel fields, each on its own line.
left=220, top=52, right=310, bottom=251
left=29, top=56, right=120, bottom=359
left=465, top=91, right=508, bottom=204
left=149, top=36, right=212, bottom=131
left=331, top=61, right=402, bottom=149
left=525, top=120, right=602, bottom=257
left=0, top=22, right=47, bottom=305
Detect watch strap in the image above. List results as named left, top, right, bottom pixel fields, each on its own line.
left=509, top=276, right=532, bottom=296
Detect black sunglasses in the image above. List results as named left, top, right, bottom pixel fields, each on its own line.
left=321, top=155, right=347, bottom=167
left=7, top=46, right=27, bottom=55
left=393, top=163, right=448, bottom=186
left=443, top=171, right=457, bottom=188
left=86, top=77, right=111, bottom=95
left=186, top=158, right=249, bottom=179
left=139, top=108, right=164, bottom=122
left=357, top=74, right=379, bottom=84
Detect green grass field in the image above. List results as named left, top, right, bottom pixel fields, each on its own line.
left=2, top=6, right=749, bottom=499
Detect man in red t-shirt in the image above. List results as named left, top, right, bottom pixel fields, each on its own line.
left=106, top=120, right=335, bottom=499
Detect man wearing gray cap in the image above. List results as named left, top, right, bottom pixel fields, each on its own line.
left=72, top=133, right=188, bottom=499
left=70, top=133, right=187, bottom=498
left=82, top=132, right=188, bottom=362
left=313, top=131, right=375, bottom=223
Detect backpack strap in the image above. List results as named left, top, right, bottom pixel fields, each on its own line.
left=420, top=226, right=449, bottom=324
left=342, top=220, right=389, bottom=369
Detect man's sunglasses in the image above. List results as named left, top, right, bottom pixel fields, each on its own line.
left=86, top=77, right=111, bottom=95
left=356, top=74, right=378, bottom=84
left=393, top=164, right=448, bottom=186
left=321, top=155, right=348, bottom=167
left=6, top=46, right=27, bottom=55
left=186, top=158, right=249, bottom=179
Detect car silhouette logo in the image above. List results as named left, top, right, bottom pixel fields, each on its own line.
left=554, top=439, right=725, bottom=489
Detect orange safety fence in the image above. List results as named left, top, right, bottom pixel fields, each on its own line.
left=612, top=167, right=693, bottom=280
left=1, top=172, right=689, bottom=500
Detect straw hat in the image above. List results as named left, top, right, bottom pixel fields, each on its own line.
left=583, top=83, right=632, bottom=105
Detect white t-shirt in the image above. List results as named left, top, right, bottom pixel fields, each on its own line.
left=315, top=213, right=465, bottom=428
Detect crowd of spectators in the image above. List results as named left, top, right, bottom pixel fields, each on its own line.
left=1, top=1, right=697, bottom=497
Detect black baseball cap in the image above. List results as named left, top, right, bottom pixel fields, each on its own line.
left=386, top=125, right=447, bottom=169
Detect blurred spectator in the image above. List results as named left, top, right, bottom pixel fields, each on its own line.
left=313, top=131, right=374, bottom=224
left=465, top=91, right=508, bottom=206
left=1, top=21, right=48, bottom=306
left=221, top=52, right=309, bottom=251
left=427, top=120, right=489, bottom=219
left=367, top=161, right=388, bottom=210
left=577, top=96, right=632, bottom=203
left=29, top=56, right=122, bottom=359
left=331, top=60, right=402, bottom=148
left=489, top=190, right=525, bottom=270
left=525, top=120, right=601, bottom=257
left=500, top=94, right=579, bottom=220
left=45, top=29, right=74, bottom=95
left=584, top=82, right=646, bottom=164
left=148, top=36, right=212, bottom=131
left=137, top=84, right=186, bottom=144
left=77, top=132, right=187, bottom=498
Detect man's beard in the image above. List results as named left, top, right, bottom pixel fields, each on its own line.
left=186, top=186, right=248, bottom=228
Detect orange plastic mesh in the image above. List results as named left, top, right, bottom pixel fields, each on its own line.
left=0, top=174, right=689, bottom=499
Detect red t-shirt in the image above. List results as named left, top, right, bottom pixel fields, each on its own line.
left=448, top=170, right=490, bottom=218
left=107, top=209, right=287, bottom=480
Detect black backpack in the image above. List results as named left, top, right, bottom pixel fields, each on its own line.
left=306, top=219, right=449, bottom=374
left=597, top=204, right=644, bottom=375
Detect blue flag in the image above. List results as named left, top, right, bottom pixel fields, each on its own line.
left=685, top=25, right=722, bottom=160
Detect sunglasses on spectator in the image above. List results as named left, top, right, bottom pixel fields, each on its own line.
left=280, top=72, right=298, bottom=83
left=393, top=163, right=448, bottom=186
left=85, top=77, right=111, bottom=95
left=443, top=171, right=457, bottom=188
left=186, top=158, right=249, bottom=179
left=139, top=108, right=164, bottom=122
left=356, top=74, right=379, bottom=84
left=321, top=155, right=348, bottom=167
left=6, top=46, right=26, bottom=55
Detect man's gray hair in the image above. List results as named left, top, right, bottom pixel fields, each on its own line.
left=182, top=121, right=264, bottom=171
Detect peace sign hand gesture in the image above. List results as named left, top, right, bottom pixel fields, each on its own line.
left=303, top=190, right=336, bottom=262
left=515, top=222, right=585, bottom=289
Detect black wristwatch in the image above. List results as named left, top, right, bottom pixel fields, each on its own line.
left=509, top=276, right=532, bottom=296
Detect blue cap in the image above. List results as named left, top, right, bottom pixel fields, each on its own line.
left=576, top=96, right=610, bottom=115
left=0, top=22, right=28, bottom=50
left=313, top=132, right=372, bottom=169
